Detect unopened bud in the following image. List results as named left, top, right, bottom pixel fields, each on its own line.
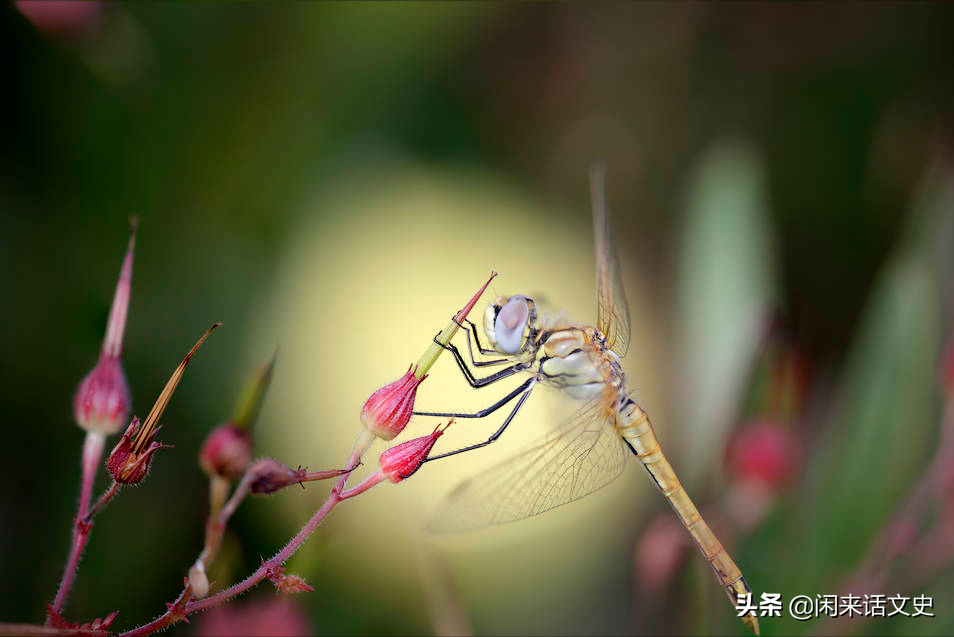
left=199, top=423, right=253, bottom=480
left=360, top=365, right=426, bottom=440
left=379, top=422, right=449, bottom=483
left=188, top=564, right=210, bottom=599
left=74, top=355, right=132, bottom=435
left=249, top=459, right=306, bottom=495
left=74, top=221, right=136, bottom=435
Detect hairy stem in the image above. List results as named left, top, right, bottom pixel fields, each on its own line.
left=83, top=481, right=121, bottom=525
left=121, top=430, right=378, bottom=637
left=46, top=432, right=105, bottom=624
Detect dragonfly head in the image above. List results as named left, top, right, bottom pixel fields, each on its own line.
left=483, top=295, right=537, bottom=355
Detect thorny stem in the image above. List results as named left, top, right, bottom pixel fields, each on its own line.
left=46, top=432, right=105, bottom=624
left=119, top=586, right=192, bottom=637
left=122, top=429, right=379, bottom=637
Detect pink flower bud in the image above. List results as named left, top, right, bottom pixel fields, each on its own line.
left=74, top=355, right=132, bottom=435
left=725, top=419, right=801, bottom=491
left=199, top=423, right=253, bottom=480
left=360, top=365, right=426, bottom=440
left=379, top=423, right=448, bottom=483
left=248, top=459, right=307, bottom=495
left=74, top=222, right=136, bottom=435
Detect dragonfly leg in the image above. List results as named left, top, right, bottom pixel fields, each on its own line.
left=423, top=381, right=536, bottom=463
left=414, top=378, right=534, bottom=418
left=432, top=332, right=523, bottom=388
left=451, top=316, right=499, bottom=357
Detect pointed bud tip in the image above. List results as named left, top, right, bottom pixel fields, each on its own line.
left=455, top=270, right=501, bottom=323
left=101, top=220, right=139, bottom=358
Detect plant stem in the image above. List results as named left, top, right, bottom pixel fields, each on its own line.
left=121, top=430, right=379, bottom=637
left=46, top=432, right=105, bottom=624
left=83, top=481, right=121, bottom=524
left=0, top=622, right=110, bottom=637
left=188, top=475, right=234, bottom=597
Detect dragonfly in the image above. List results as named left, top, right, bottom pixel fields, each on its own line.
left=414, top=166, right=760, bottom=636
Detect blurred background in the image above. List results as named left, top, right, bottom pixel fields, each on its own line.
left=2, top=2, right=953, bottom=636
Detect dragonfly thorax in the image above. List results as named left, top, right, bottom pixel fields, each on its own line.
left=536, top=326, right=626, bottom=402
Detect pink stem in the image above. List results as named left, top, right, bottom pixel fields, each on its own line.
left=83, top=481, right=121, bottom=525
left=47, top=432, right=105, bottom=624
left=120, top=432, right=377, bottom=637
left=0, top=622, right=110, bottom=637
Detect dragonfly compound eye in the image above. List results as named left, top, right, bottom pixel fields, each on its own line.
left=494, top=296, right=531, bottom=354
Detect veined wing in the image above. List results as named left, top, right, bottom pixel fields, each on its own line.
left=591, top=164, right=632, bottom=357
left=428, top=394, right=629, bottom=533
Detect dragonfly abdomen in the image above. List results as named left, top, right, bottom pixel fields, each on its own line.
left=617, top=400, right=761, bottom=636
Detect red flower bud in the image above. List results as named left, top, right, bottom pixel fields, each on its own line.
left=199, top=423, right=253, bottom=480
left=74, top=222, right=136, bottom=434
left=249, top=459, right=307, bottom=495
left=379, top=422, right=448, bottom=483
left=74, top=355, right=132, bottom=435
left=360, top=365, right=426, bottom=440
left=725, top=419, right=801, bottom=491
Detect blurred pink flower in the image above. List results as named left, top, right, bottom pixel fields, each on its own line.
left=633, top=513, right=689, bottom=595
left=725, top=418, right=802, bottom=491
left=16, top=1, right=102, bottom=37
left=195, top=596, right=313, bottom=637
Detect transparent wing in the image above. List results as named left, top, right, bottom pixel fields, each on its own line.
left=591, top=164, right=632, bottom=357
left=428, top=394, right=629, bottom=533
